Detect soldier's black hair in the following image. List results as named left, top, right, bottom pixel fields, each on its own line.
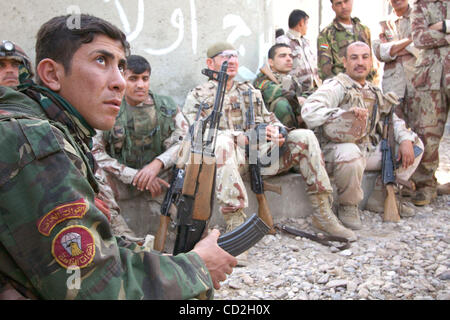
left=126, top=55, right=151, bottom=75
left=288, top=9, right=309, bottom=29
left=268, top=43, right=290, bottom=60
left=35, top=14, right=130, bottom=83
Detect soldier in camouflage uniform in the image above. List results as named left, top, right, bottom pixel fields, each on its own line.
left=0, top=40, right=34, bottom=87
left=184, top=42, right=357, bottom=244
left=317, top=0, right=377, bottom=82
left=253, top=44, right=304, bottom=128
left=372, top=0, right=419, bottom=129
left=0, top=14, right=236, bottom=300
left=275, top=9, right=322, bottom=96
left=410, top=0, right=450, bottom=205
left=302, top=42, right=423, bottom=230
left=92, top=55, right=189, bottom=239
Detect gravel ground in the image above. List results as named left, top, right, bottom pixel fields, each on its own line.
left=215, top=128, right=450, bottom=301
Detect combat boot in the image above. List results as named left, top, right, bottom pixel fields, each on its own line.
left=365, top=188, right=416, bottom=218
left=437, top=182, right=450, bottom=195
left=223, top=209, right=248, bottom=266
left=309, top=193, right=357, bottom=242
left=338, top=205, right=362, bottom=230
left=412, top=187, right=437, bottom=206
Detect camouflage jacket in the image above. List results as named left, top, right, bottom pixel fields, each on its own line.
left=373, top=6, right=418, bottom=98
left=183, top=80, right=282, bottom=135
left=92, top=92, right=188, bottom=185
left=411, top=0, right=450, bottom=91
left=276, top=29, right=322, bottom=92
left=302, top=73, right=417, bottom=153
left=0, top=85, right=213, bottom=300
left=317, top=17, right=375, bottom=81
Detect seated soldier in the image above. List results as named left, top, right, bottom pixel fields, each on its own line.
left=302, top=42, right=423, bottom=230
left=254, top=43, right=305, bottom=129
left=92, top=54, right=189, bottom=239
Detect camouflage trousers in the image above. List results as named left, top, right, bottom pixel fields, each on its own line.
left=322, top=138, right=424, bottom=206
left=214, top=129, right=333, bottom=216
left=394, top=92, right=416, bottom=130
left=411, top=87, right=450, bottom=190
left=267, top=97, right=298, bottom=128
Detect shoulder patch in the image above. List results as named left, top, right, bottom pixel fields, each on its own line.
left=37, top=198, right=89, bottom=236
left=52, top=225, right=95, bottom=269
left=320, top=44, right=330, bottom=50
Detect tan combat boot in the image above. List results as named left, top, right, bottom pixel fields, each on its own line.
left=412, top=187, right=437, bottom=206
left=437, top=182, right=450, bottom=195
left=338, top=205, right=362, bottom=230
left=309, top=193, right=357, bottom=242
left=223, top=209, right=248, bottom=266
left=365, top=188, right=416, bottom=218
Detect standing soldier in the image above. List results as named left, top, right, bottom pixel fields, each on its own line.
left=0, top=40, right=34, bottom=87
left=92, top=55, right=189, bottom=238
left=302, top=42, right=423, bottom=230
left=0, top=14, right=235, bottom=300
left=373, top=0, right=419, bottom=128
left=183, top=42, right=357, bottom=249
left=276, top=9, right=321, bottom=97
left=410, top=0, right=450, bottom=204
left=254, top=44, right=304, bottom=128
left=317, top=0, right=376, bottom=82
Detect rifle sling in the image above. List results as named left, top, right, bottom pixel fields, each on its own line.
left=275, top=224, right=350, bottom=251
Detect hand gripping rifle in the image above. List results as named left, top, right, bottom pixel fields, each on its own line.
left=244, top=89, right=282, bottom=234
left=170, top=62, right=270, bottom=256
left=381, top=107, right=400, bottom=222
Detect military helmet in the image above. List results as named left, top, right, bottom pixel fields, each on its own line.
left=323, top=110, right=367, bottom=143
left=0, top=40, right=34, bottom=78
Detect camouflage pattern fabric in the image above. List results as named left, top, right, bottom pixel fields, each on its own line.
left=317, top=17, right=376, bottom=81
left=302, top=73, right=420, bottom=206
left=410, top=0, right=450, bottom=191
left=276, top=29, right=322, bottom=93
left=0, top=85, right=213, bottom=300
left=182, top=80, right=333, bottom=216
left=253, top=71, right=302, bottom=128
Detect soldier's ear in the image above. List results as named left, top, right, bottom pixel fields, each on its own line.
left=36, top=58, right=64, bottom=92
left=268, top=58, right=275, bottom=69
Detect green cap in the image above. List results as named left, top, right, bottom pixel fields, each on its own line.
left=206, top=42, right=236, bottom=58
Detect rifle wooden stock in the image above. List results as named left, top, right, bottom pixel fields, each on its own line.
left=384, top=184, right=400, bottom=222
left=260, top=64, right=279, bottom=84
left=154, top=215, right=171, bottom=251
left=192, top=158, right=216, bottom=220
left=255, top=193, right=276, bottom=234
left=263, top=181, right=282, bottom=195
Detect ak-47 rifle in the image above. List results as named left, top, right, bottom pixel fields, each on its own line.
left=381, top=107, right=400, bottom=222
left=165, top=61, right=269, bottom=256
left=243, top=88, right=282, bottom=234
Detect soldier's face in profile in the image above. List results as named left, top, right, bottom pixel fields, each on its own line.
left=269, top=47, right=293, bottom=74
left=343, top=44, right=372, bottom=84
left=49, top=34, right=127, bottom=130
left=124, top=69, right=150, bottom=106
left=298, top=17, right=309, bottom=36
left=0, top=57, right=20, bottom=87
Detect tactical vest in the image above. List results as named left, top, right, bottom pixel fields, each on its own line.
left=321, top=73, right=398, bottom=148
left=105, top=91, right=177, bottom=169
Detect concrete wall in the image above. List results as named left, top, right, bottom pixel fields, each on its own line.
left=2, top=0, right=395, bottom=106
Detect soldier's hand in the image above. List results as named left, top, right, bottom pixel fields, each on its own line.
left=148, top=177, right=170, bottom=198
left=266, top=125, right=285, bottom=147
left=398, top=140, right=415, bottom=169
left=192, top=229, right=237, bottom=290
left=133, top=159, right=164, bottom=192
left=349, top=107, right=368, bottom=121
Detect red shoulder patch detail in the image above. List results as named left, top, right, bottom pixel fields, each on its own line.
left=37, top=199, right=89, bottom=236
left=51, top=225, right=95, bottom=269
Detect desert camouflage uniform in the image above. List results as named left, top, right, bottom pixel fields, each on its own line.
left=276, top=29, right=322, bottom=93
left=410, top=0, right=449, bottom=193
left=302, top=73, right=422, bottom=207
left=0, top=85, right=213, bottom=299
left=183, top=80, right=333, bottom=221
left=92, top=92, right=188, bottom=237
left=373, top=5, right=419, bottom=128
left=317, top=17, right=376, bottom=82
left=253, top=70, right=303, bottom=128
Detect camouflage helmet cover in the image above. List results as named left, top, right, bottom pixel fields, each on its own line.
left=0, top=40, right=34, bottom=77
